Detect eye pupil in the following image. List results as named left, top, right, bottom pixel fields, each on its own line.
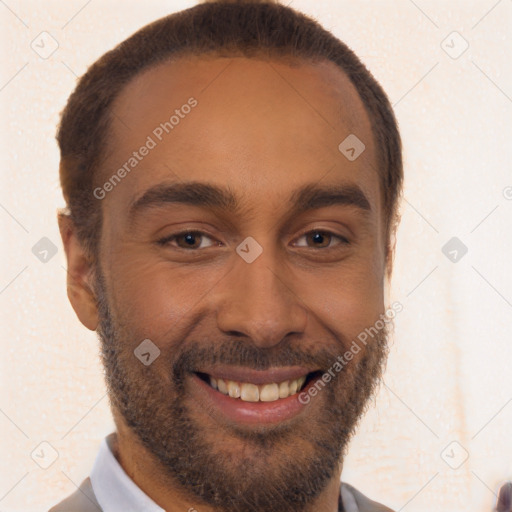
left=184, top=234, right=195, bottom=245
left=308, top=231, right=329, bottom=247
left=176, top=232, right=201, bottom=248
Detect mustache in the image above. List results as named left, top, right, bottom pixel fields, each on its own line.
left=170, top=337, right=344, bottom=382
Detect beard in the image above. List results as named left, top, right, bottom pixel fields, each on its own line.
left=94, top=269, right=389, bottom=512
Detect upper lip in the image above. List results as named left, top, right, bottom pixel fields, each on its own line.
left=196, top=365, right=318, bottom=385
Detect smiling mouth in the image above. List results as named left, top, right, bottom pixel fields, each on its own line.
left=195, top=371, right=322, bottom=402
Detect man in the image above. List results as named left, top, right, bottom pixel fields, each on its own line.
left=50, top=0, right=402, bottom=510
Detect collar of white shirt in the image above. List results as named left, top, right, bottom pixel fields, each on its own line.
left=90, top=433, right=164, bottom=512
left=90, top=432, right=358, bottom=512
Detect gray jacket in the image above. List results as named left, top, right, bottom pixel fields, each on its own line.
left=49, top=477, right=394, bottom=512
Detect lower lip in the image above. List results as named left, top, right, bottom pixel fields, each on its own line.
left=190, top=373, right=316, bottom=426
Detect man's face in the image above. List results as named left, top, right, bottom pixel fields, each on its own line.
left=94, top=56, right=389, bottom=511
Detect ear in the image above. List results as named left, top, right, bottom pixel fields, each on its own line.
left=383, top=229, right=397, bottom=304
left=58, top=211, right=99, bottom=331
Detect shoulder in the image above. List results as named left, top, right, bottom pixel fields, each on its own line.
left=341, top=482, right=395, bottom=512
left=48, top=477, right=102, bottom=512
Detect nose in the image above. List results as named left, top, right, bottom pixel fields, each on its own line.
left=215, top=248, right=308, bottom=349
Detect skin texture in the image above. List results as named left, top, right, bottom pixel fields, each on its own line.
left=59, top=55, right=392, bottom=512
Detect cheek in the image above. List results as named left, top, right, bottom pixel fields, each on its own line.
left=301, top=264, right=384, bottom=342
left=107, top=252, right=227, bottom=339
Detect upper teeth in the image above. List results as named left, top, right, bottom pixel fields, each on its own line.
left=209, top=375, right=307, bottom=402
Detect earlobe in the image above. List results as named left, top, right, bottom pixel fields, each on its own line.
left=58, top=211, right=99, bottom=331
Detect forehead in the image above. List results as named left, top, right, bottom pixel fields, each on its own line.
left=99, top=55, right=380, bottom=220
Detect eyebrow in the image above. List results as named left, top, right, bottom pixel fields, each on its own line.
left=128, top=180, right=371, bottom=222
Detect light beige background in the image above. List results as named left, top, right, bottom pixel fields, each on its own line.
left=1, top=1, right=511, bottom=510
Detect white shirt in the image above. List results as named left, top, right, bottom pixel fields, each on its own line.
left=90, top=433, right=164, bottom=512
left=90, top=432, right=359, bottom=512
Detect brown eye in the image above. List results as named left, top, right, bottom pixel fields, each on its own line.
left=306, top=231, right=331, bottom=248
left=158, top=231, right=217, bottom=250
left=294, top=230, right=349, bottom=249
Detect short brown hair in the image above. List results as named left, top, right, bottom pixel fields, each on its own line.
left=57, top=0, right=402, bottom=262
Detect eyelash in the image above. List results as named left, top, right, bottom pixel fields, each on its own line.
left=156, top=229, right=350, bottom=250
